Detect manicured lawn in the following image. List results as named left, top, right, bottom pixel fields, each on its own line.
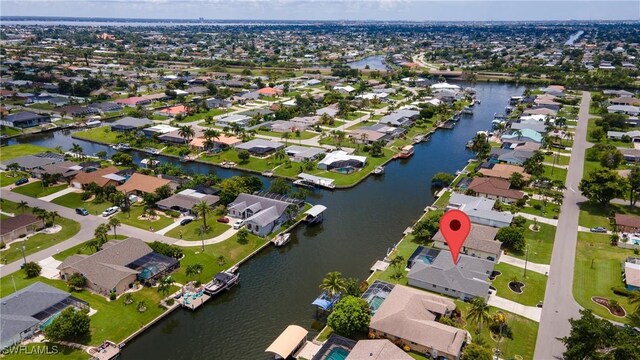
left=166, top=218, right=230, bottom=240
left=0, top=144, right=53, bottom=161
left=256, top=129, right=317, bottom=140
left=519, top=199, right=560, bottom=219
left=491, top=263, right=547, bottom=306
left=0, top=217, right=81, bottom=265
left=72, top=126, right=120, bottom=145
left=3, top=343, right=87, bottom=360
left=200, top=150, right=281, bottom=174
left=543, top=154, right=570, bottom=166
left=320, top=120, right=346, bottom=128
left=53, top=235, right=127, bottom=261
left=179, top=108, right=231, bottom=122
left=542, top=165, right=567, bottom=183
left=300, top=149, right=394, bottom=187
left=432, top=190, right=452, bottom=209
left=0, top=125, right=22, bottom=137
left=114, top=205, right=175, bottom=231
left=573, top=232, right=635, bottom=322
left=343, top=111, right=368, bottom=121
left=507, top=221, right=556, bottom=265
left=52, top=192, right=113, bottom=215
left=0, top=171, right=29, bottom=187
left=12, top=182, right=68, bottom=198
left=578, top=202, right=640, bottom=229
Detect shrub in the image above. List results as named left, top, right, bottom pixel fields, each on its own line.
left=109, top=291, right=116, bottom=301
left=165, top=298, right=175, bottom=306
left=68, top=273, right=86, bottom=289
left=164, top=209, right=181, bottom=218
left=44, top=308, right=90, bottom=342
left=23, top=262, right=41, bottom=278
left=149, top=241, right=184, bottom=259
left=611, top=287, right=633, bottom=297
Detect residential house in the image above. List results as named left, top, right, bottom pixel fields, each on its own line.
left=501, top=128, right=543, bottom=144
left=619, top=148, right=640, bottom=163
left=468, top=177, right=524, bottom=203
left=0, top=214, right=45, bottom=243
left=156, top=189, right=220, bottom=215
left=345, top=340, right=413, bottom=360
left=116, top=173, right=176, bottom=196
left=614, top=213, right=640, bottom=233
left=407, top=247, right=494, bottom=301
left=141, top=124, right=180, bottom=138
left=205, top=98, right=232, bottom=109
left=70, top=166, right=123, bottom=189
left=57, top=238, right=179, bottom=295
left=0, top=282, right=89, bottom=350
left=379, top=109, right=419, bottom=127
left=349, top=129, right=389, bottom=144
left=0, top=112, right=51, bottom=128
left=235, top=139, right=284, bottom=156
left=227, top=193, right=302, bottom=237
left=447, top=193, right=514, bottom=228
left=268, top=120, right=309, bottom=133
left=31, top=161, right=82, bottom=180
left=432, top=224, right=502, bottom=261
left=88, top=102, right=123, bottom=114
left=216, top=114, right=251, bottom=128
left=522, top=108, right=557, bottom=117
left=284, top=145, right=326, bottom=162
left=608, top=105, right=640, bottom=116
left=316, top=104, right=339, bottom=117
left=368, top=284, right=468, bottom=360
left=257, top=87, right=283, bottom=97
left=623, top=257, right=640, bottom=291
left=0, top=152, right=65, bottom=171
left=318, top=151, right=367, bottom=171
left=190, top=134, right=242, bottom=150
left=110, top=117, right=153, bottom=132
left=609, top=97, right=640, bottom=106
left=608, top=130, right=640, bottom=142
left=478, top=163, right=530, bottom=181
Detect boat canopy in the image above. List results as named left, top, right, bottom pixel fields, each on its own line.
left=265, top=325, right=308, bottom=359
left=311, top=291, right=341, bottom=311
left=304, top=205, right=327, bottom=218
left=298, top=173, right=335, bottom=187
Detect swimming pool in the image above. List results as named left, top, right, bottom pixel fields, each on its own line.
left=40, top=312, right=61, bottom=330
left=325, top=347, right=349, bottom=360
left=417, top=254, right=434, bottom=264
left=369, top=295, right=385, bottom=313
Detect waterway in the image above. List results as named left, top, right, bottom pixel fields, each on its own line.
left=565, top=30, right=584, bottom=46
left=7, top=82, right=525, bottom=359
left=347, top=55, right=389, bottom=71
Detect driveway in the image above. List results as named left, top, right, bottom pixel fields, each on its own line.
left=488, top=294, right=542, bottom=322
left=39, top=187, right=78, bottom=202
left=499, top=254, right=550, bottom=275
left=534, top=92, right=590, bottom=359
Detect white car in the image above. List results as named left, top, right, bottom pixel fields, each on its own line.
left=232, top=220, right=244, bottom=229
left=102, top=206, right=119, bottom=217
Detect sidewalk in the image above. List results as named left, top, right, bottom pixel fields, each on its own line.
left=173, top=227, right=238, bottom=247
left=499, top=254, right=550, bottom=275
left=155, top=218, right=183, bottom=235
left=39, top=187, right=78, bottom=202
left=488, top=294, right=542, bottom=322
left=515, top=212, right=558, bottom=226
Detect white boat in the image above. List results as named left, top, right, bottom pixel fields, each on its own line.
left=374, top=166, right=385, bottom=175
left=203, top=267, right=239, bottom=296
left=272, top=233, right=291, bottom=247
left=412, top=134, right=425, bottom=144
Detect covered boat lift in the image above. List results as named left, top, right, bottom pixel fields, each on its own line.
left=303, top=205, right=327, bottom=224
left=294, top=173, right=335, bottom=189
left=265, top=325, right=308, bottom=359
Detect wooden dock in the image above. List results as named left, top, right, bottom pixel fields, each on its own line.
left=177, top=293, right=211, bottom=311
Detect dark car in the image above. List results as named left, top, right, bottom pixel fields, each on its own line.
left=217, top=217, right=230, bottom=223
left=180, top=217, right=193, bottom=226
left=590, top=227, right=607, bottom=233
left=14, top=178, right=29, bottom=186
left=75, top=208, right=89, bottom=216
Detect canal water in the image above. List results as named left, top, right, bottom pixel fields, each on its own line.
left=347, top=55, right=389, bottom=71
left=8, top=82, right=525, bottom=359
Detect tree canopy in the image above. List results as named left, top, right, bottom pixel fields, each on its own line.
left=326, top=295, right=371, bottom=337
left=44, top=307, right=91, bottom=343
left=579, top=169, right=627, bottom=209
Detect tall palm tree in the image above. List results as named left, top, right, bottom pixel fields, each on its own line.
left=186, top=263, right=204, bottom=281
left=178, top=125, right=195, bottom=145
left=466, top=297, right=492, bottom=334
left=17, top=201, right=29, bottom=214
left=157, top=276, right=173, bottom=298
left=192, top=200, right=212, bottom=231
left=281, top=131, right=291, bottom=146
left=94, top=223, right=109, bottom=245
left=274, top=148, right=286, bottom=162
left=319, top=271, right=347, bottom=297
left=70, top=143, right=84, bottom=159
left=48, top=211, right=59, bottom=227
left=108, top=217, right=121, bottom=238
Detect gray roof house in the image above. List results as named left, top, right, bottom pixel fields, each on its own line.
left=227, top=193, right=302, bottom=237
left=379, top=109, right=419, bottom=127
left=0, top=152, right=65, bottom=171
left=510, top=121, right=548, bottom=134
left=0, top=282, right=89, bottom=350
left=407, top=247, right=495, bottom=301
left=608, top=105, right=640, bottom=116
left=432, top=223, right=502, bottom=262
left=216, top=114, right=251, bottom=128
left=284, top=145, right=326, bottom=162
left=446, top=193, right=514, bottom=228
left=0, top=112, right=51, bottom=128
left=156, top=189, right=220, bottom=214
left=235, top=139, right=284, bottom=156
left=490, top=148, right=534, bottom=165
left=110, top=117, right=153, bottom=132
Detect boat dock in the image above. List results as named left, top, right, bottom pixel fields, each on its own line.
left=303, top=205, right=327, bottom=224
left=295, top=173, right=336, bottom=189
left=176, top=284, right=211, bottom=311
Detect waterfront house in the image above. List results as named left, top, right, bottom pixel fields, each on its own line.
left=623, top=257, right=640, bottom=290
left=446, top=193, right=513, bottom=228
left=349, top=129, right=389, bottom=144
left=116, top=173, right=176, bottom=196
left=156, top=189, right=220, bottom=215
left=478, top=163, right=529, bottom=181
left=379, top=109, right=419, bottom=127
left=501, top=128, right=543, bottom=144
left=432, top=224, right=502, bottom=262
left=368, top=284, right=468, bottom=360
left=509, top=121, right=548, bottom=134
left=0, top=152, right=65, bottom=171
left=345, top=340, right=413, bottom=360
left=227, top=193, right=302, bottom=237
left=110, top=117, right=153, bottom=132
left=0, top=111, right=51, bottom=128
left=407, top=247, right=494, bottom=301
left=0, top=214, right=45, bottom=243
left=142, top=124, right=180, bottom=138
left=317, top=151, right=367, bottom=171
left=268, top=120, right=309, bottom=133
left=235, top=139, right=284, bottom=157
left=489, top=148, right=534, bottom=165
left=468, top=177, right=525, bottom=203
left=190, top=134, right=242, bottom=150
left=31, top=161, right=82, bottom=180
left=70, top=166, right=123, bottom=189
left=57, top=238, right=180, bottom=296
left=0, top=282, right=89, bottom=350
left=284, top=145, right=326, bottom=162
left=522, top=108, right=557, bottom=117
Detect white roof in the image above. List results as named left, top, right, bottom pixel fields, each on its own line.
left=145, top=124, right=179, bottom=134
left=318, top=151, right=367, bottom=166
left=431, top=82, right=460, bottom=91
left=304, top=205, right=327, bottom=217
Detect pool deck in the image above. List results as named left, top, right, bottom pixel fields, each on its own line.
left=295, top=341, right=322, bottom=359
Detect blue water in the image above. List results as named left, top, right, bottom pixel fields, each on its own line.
left=417, top=254, right=434, bottom=264
left=326, top=347, right=350, bottom=360
left=347, top=55, right=388, bottom=71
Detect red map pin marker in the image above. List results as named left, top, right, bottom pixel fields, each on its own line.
left=439, top=210, right=471, bottom=265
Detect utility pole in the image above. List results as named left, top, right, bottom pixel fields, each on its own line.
left=21, top=241, right=27, bottom=266
left=523, top=245, right=529, bottom=278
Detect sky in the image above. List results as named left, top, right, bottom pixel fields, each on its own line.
left=1, top=0, right=639, bottom=21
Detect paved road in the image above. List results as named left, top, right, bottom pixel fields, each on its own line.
left=0, top=189, right=179, bottom=277
left=534, top=92, right=591, bottom=359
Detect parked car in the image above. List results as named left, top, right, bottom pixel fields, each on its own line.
left=75, top=208, right=89, bottom=216
left=102, top=206, right=119, bottom=217
left=14, top=178, right=29, bottom=186
left=232, top=220, right=244, bottom=229
left=180, top=217, right=193, bottom=226
left=217, top=217, right=230, bottom=223
left=590, top=227, right=607, bottom=233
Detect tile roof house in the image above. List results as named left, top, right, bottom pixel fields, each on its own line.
left=0, top=214, right=45, bottom=243
left=156, top=189, right=220, bottom=215
left=70, top=166, right=122, bottom=189
left=116, top=173, right=176, bottom=195
left=614, top=213, right=640, bottom=233
left=447, top=193, right=514, bottom=228
left=57, top=238, right=179, bottom=296
left=407, top=247, right=494, bottom=301
left=345, top=340, right=413, bottom=360
left=228, top=193, right=302, bottom=237
left=478, top=163, right=530, bottom=181
left=432, top=223, right=502, bottom=262
left=468, top=177, right=525, bottom=203
left=257, top=87, right=283, bottom=96
left=0, top=282, right=89, bottom=350
left=0, top=112, right=51, bottom=128
left=368, top=284, right=468, bottom=360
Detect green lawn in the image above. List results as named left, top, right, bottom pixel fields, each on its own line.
left=343, top=111, right=368, bottom=121
left=300, top=149, right=395, bottom=187
left=52, top=192, right=113, bottom=215
left=578, top=202, right=640, bottom=229
left=53, top=235, right=127, bottom=261
left=320, top=120, right=347, bottom=128
left=200, top=150, right=281, bottom=174
left=256, top=130, right=317, bottom=140
left=12, top=182, right=68, bottom=198
left=519, top=199, right=560, bottom=219
left=491, top=263, right=547, bottom=306
left=114, top=205, right=175, bottom=231
left=573, top=232, right=635, bottom=322
left=72, top=126, right=120, bottom=145
left=543, top=154, right=570, bottom=166
left=0, top=171, right=29, bottom=187
left=166, top=218, right=230, bottom=240
left=0, top=125, right=22, bottom=137
left=179, top=108, right=231, bottom=122
left=0, top=217, right=81, bottom=265
left=507, top=221, right=556, bottom=265
left=432, top=190, right=452, bottom=209
left=542, top=165, right=567, bottom=183
left=0, top=144, right=53, bottom=161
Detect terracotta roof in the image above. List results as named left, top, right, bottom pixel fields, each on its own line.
left=0, top=214, right=43, bottom=235
left=116, top=173, right=172, bottom=194
left=469, top=177, right=524, bottom=200
left=72, top=166, right=120, bottom=187
left=257, top=87, right=283, bottom=96
left=478, top=164, right=530, bottom=181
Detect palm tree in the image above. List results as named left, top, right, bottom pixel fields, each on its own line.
left=185, top=263, right=203, bottom=281
left=48, top=211, right=59, bottom=227
left=178, top=125, right=195, bottom=145
left=70, top=143, right=84, bottom=159
left=281, top=131, right=291, bottom=146
left=157, top=276, right=173, bottom=298
left=629, top=290, right=640, bottom=312
left=274, top=148, right=286, bottom=162
left=17, top=201, right=29, bottom=214
left=203, top=128, right=221, bottom=148
left=192, top=200, right=212, bottom=231
left=108, top=217, right=121, bottom=238
left=466, top=297, right=491, bottom=334
left=93, top=223, right=109, bottom=246
left=319, top=271, right=347, bottom=297
left=32, top=207, right=48, bottom=225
